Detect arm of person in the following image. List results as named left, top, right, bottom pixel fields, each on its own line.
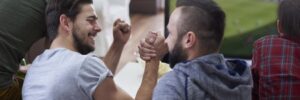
left=93, top=77, right=133, bottom=100
left=93, top=61, right=159, bottom=100
left=135, top=58, right=159, bottom=100
left=94, top=50, right=160, bottom=100
left=103, top=41, right=125, bottom=75
left=103, top=19, right=131, bottom=74
left=92, top=59, right=160, bottom=100
left=135, top=32, right=168, bottom=100
left=94, top=32, right=167, bottom=100
left=95, top=21, right=160, bottom=100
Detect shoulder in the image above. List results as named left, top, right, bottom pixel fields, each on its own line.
left=253, top=35, right=299, bottom=47
left=79, top=55, right=112, bottom=76
left=82, top=55, right=105, bottom=66
left=76, top=55, right=112, bottom=99
left=158, top=69, right=187, bottom=86
left=254, top=35, right=300, bottom=49
left=153, top=70, right=186, bottom=100
left=253, top=35, right=290, bottom=51
left=254, top=35, right=278, bottom=46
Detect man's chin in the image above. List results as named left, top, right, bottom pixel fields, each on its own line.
left=90, top=45, right=95, bottom=52
left=78, top=46, right=95, bottom=55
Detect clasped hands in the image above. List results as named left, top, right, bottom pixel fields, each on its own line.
left=138, top=32, right=168, bottom=61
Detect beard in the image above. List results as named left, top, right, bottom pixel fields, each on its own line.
left=169, top=41, right=187, bottom=67
left=72, top=27, right=94, bottom=55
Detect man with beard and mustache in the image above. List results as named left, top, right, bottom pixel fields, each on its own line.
left=139, top=0, right=253, bottom=99
left=22, top=0, right=158, bottom=100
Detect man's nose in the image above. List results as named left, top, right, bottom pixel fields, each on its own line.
left=94, top=23, right=102, bottom=32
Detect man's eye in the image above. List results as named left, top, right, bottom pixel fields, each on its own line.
left=87, top=19, right=93, bottom=22
left=87, top=19, right=95, bottom=23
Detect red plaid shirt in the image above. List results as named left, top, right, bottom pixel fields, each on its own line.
left=252, top=35, right=300, bottom=100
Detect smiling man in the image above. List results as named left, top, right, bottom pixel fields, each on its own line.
left=22, top=0, right=158, bottom=100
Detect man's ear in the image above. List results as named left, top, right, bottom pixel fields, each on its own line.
left=183, top=31, right=197, bottom=49
left=277, top=20, right=284, bottom=36
left=59, top=14, right=72, bottom=34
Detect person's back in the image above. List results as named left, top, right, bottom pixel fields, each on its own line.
left=23, top=48, right=112, bottom=100
left=153, top=54, right=252, bottom=100
left=252, top=35, right=300, bottom=99
left=252, top=0, right=300, bottom=99
left=0, top=0, right=46, bottom=99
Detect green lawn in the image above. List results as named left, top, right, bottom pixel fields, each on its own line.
left=169, top=0, right=278, bottom=58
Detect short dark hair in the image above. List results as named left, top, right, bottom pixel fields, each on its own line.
left=46, top=0, right=93, bottom=41
left=278, top=0, right=300, bottom=37
left=176, top=0, right=225, bottom=53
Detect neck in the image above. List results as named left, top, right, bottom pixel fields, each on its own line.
left=50, top=34, right=77, bottom=52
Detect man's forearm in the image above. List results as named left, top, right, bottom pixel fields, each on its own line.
left=103, top=41, right=125, bottom=74
left=136, top=59, right=159, bottom=100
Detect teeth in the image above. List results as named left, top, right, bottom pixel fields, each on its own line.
left=88, top=33, right=97, bottom=41
left=89, top=35, right=95, bottom=40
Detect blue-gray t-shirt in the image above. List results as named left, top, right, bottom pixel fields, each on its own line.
left=22, top=48, right=112, bottom=100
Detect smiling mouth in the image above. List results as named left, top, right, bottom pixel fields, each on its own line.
left=88, top=32, right=97, bottom=41
left=88, top=32, right=97, bottom=37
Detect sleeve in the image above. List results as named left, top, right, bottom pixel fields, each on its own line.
left=152, top=72, right=184, bottom=100
left=77, top=56, right=113, bottom=99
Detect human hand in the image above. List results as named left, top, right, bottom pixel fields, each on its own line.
left=152, top=32, right=168, bottom=60
left=139, top=32, right=157, bottom=61
left=19, top=64, right=31, bottom=73
left=113, top=18, right=131, bottom=45
left=139, top=32, right=168, bottom=61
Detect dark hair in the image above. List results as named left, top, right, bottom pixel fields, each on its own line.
left=176, top=0, right=225, bottom=53
left=278, top=0, right=300, bottom=37
left=46, top=0, right=93, bottom=42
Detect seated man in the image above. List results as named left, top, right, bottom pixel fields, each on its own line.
left=252, top=0, right=300, bottom=99
left=139, top=0, right=253, bottom=99
left=22, top=0, right=158, bottom=100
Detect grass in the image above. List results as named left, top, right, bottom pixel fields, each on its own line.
left=169, top=0, right=278, bottom=58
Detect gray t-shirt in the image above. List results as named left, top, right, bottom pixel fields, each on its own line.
left=22, top=48, right=112, bottom=100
